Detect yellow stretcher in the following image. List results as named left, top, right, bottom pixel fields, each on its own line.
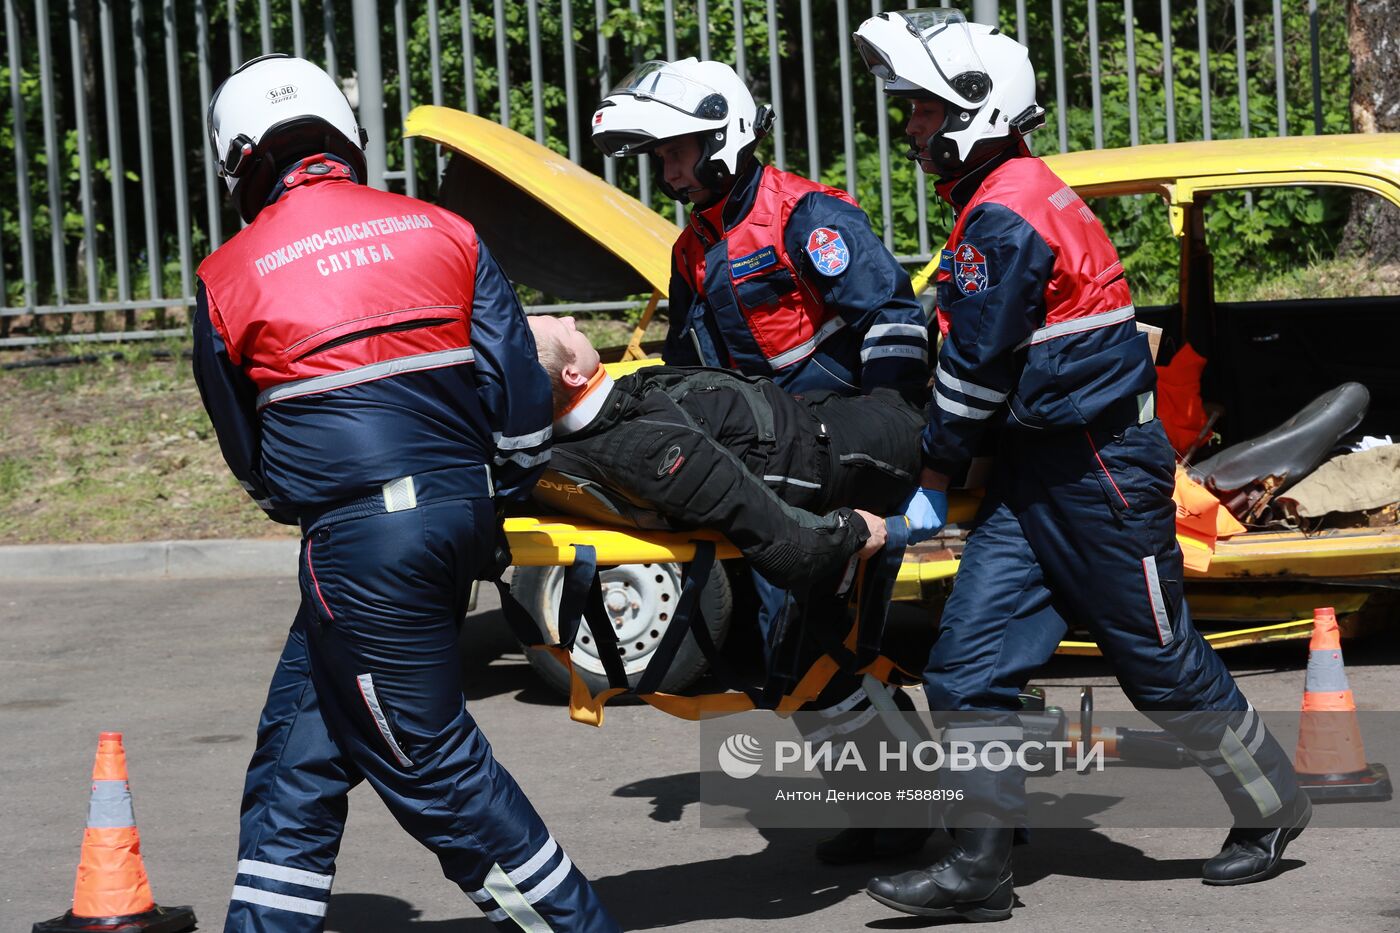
left=406, top=106, right=1400, bottom=673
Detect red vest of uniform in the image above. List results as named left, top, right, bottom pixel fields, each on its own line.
left=198, top=159, right=479, bottom=404
left=672, top=165, right=859, bottom=372
left=935, top=157, right=1132, bottom=340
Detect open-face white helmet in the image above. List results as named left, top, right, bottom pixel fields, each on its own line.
left=208, top=54, right=368, bottom=222
left=854, top=9, right=1045, bottom=177
left=591, top=58, right=774, bottom=201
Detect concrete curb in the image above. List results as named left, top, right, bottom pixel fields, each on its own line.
left=0, top=538, right=299, bottom=580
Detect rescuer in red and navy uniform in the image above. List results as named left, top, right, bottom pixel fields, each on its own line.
left=853, top=10, right=1309, bottom=922
left=590, top=58, right=936, bottom=867
left=193, top=55, right=616, bottom=933
left=590, top=58, right=930, bottom=401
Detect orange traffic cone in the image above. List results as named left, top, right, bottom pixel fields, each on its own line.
left=1294, top=608, right=1392, bottom=802
left=33, top=733, right=196, bottom=933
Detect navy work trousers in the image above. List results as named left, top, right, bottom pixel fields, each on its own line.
left=225, top=495, right=618, bottom=932
left=926, top=417, right=1301, bottom=826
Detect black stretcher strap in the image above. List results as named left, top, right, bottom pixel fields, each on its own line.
left=634, top=542, right=718, bottom=696
left=855, top=518, right=909, bottom=668
left=498, top=519, right=908, bottom=707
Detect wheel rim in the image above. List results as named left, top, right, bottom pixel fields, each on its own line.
left=542, top=563, right=683, bottom=677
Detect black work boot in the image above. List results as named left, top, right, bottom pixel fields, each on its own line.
left=1202, top=792, right=1312, bottom=886
left=866, top=824, right=1015, bottom=922
left=815, top=826, right=934, bottom=865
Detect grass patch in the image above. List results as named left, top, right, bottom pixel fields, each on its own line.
left=0, top=348, right=292, bottom=544
left=0, top=456, right=31, bottom=497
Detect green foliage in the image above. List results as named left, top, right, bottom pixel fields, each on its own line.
left=0, top=0, right=1363, bottom=317
left=1010, top=0, right=1354, bottom=300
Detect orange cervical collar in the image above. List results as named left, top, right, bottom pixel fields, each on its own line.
left=554, top=368, right=613, bottom=435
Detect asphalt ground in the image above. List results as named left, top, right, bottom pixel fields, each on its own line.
left=3, top=577, right=1399, bottom=932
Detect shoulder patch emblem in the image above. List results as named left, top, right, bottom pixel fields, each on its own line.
left=952, top=242, right=988, bottom=296
left=805, top=226, right=850, bottom=277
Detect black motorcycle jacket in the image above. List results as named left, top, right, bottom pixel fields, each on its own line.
left=534, top=366, right=924, bottom=590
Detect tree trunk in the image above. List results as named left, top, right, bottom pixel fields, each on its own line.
left=1341, top=0, right=1400, bottom=262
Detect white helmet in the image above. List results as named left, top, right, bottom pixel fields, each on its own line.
left=854, top=9, right=1045, bottom=177
left=208, top=54, right=367, bottom=222
left=591, top=58, right=774, bottom=201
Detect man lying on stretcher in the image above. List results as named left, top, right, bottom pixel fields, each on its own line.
left=527, top=315, right=927, bottom=588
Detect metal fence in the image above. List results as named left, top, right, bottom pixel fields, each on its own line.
left=1, top=0, right=1336, bottom=348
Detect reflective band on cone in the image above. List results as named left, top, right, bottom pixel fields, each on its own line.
left=31, top=733, right=196, bottom=933
left=1294, top=609, right=1392, bottom=803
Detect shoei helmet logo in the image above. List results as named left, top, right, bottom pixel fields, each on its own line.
left=657, top=444, right=686, bottom=477
left=717, top=733, right=764, bottom=779
left=266, top=84, right=298, bottom=103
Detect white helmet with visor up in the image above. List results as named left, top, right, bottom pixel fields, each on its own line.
left=854, top=9, right=1045, bottom=177
left=208, top=54, right=368, bottom=222
left=591, top=58, right=774, bottom=201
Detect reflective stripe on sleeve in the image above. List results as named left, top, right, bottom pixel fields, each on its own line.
left=1017, top=305, right=1136, bottom=350
left=860, top=344, right=929, bottom=363
left=935, top=364, right=1009, bottom=404
left=496, top=448, right=552, bottom=470
left=768, top=316, right=848, bottom=370
left=934, top=389, right=999, bottom=421
left=865, top=323, right=929, bottom=341
left=494, top=426, right=553, bottom=450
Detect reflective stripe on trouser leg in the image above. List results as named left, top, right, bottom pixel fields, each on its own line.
left=1182, top=705, right=1288, bottom=822
left=226, top=610, right=358, bottom=933
left=1009, top=420, right=1300, bottom=825
left=297, top=501, right=619, bottom=932
left=229, top=860, right=335, bottom=928
left=464, top=835, right=596, bottom=930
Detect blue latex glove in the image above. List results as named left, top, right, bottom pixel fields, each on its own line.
left=902, top=487, right=948, bottom=544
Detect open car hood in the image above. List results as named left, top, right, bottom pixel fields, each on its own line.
left=404, top=106, right=680, bottom=302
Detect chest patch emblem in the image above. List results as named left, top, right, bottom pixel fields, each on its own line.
left=730, top=246, right=780, bottom=278
left=953, top=242, right=988, bottom=296
left=805, top=227, right=850, bottom=277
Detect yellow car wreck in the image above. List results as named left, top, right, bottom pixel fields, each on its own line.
left=406, top=105, right=1400, bottom=699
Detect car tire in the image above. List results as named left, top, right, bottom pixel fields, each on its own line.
left=510, top=561, right=733, bottom=699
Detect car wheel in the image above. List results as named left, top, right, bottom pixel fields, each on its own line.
left=510, top=561, right=733, bottom=698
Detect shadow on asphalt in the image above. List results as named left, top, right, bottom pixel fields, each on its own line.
left=602, top=771, right=1315, bottom=928
left=325, top=892, right=494, bottom=930
left=320, top=770, right=1308, bottom=930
